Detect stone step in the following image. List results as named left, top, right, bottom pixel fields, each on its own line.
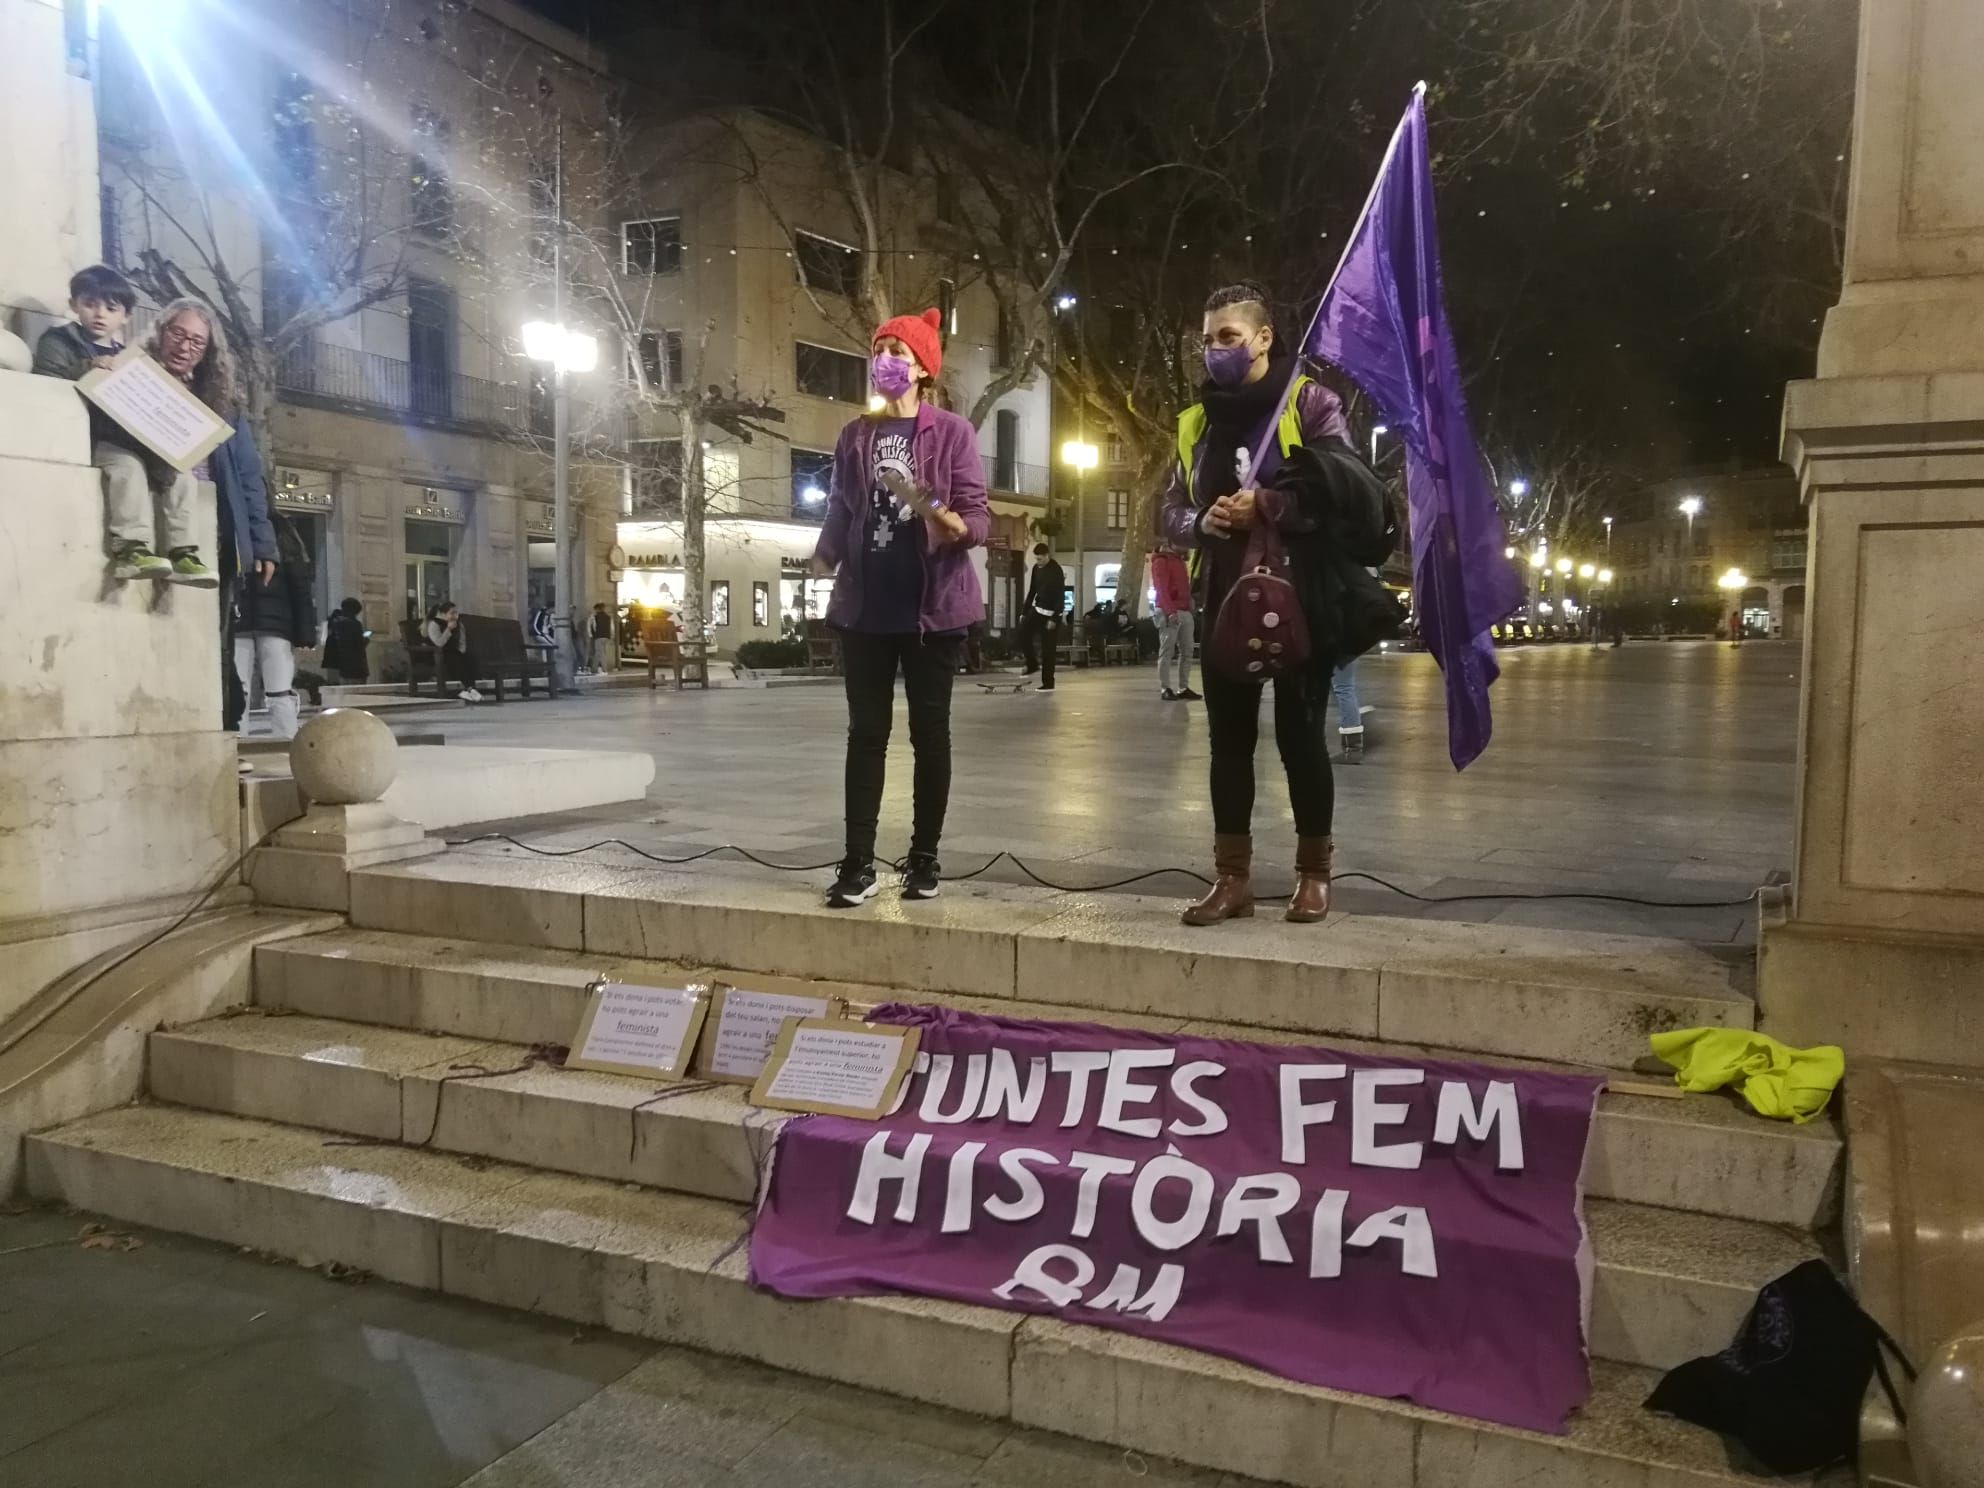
left=254, top=928, right=1842, bottom=1228
left=146, top=1011, right=1822, bottom=1373
left=338, top=848, right=1757, bottom=1072
left=24, top=1105, right=1826, bottom=1488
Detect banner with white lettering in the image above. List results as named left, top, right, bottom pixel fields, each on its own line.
left=750, top=1005, right=1604, bottom=1432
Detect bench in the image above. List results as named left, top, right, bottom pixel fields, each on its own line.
left=462, top=614, right=555, bottom=701
left=400, top=615, right=554, bottom=701
left=644, top=620, right=711, bottom=691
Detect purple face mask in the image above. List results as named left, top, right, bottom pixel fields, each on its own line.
left=1205, top=342, right=1258, bottom=388
left=871, top=353, right=916, bottom=400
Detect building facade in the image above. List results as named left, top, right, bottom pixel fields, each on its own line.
left=1606, top=468, right=1808, bottom=637
left=602, top=110, right=1053, bottom=654
left=96, top=0, right=624, bottom=678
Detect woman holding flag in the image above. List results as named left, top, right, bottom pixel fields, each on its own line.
left=1159, top=282, right=1395, bottom=927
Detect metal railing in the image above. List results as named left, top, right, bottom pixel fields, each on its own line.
left=274, top=343, right=523, bottom=434
left=990, top=459, right=1050, bottom=499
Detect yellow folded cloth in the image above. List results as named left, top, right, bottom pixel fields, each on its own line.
left=1649, top=1028, right=1845, bottom=1124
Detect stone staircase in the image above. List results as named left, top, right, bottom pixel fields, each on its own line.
left=23, top=851, right=1847, bottom=1487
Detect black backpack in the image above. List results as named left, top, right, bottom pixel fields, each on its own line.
left=1645, top=1260, right=1915, bottom=1474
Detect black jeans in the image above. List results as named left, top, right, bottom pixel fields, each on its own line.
left=1018, top=613, right=1056, bottom=686
left=841, top=630, right=962, bottom=863
left=1202, top=663, right=1335, bottom=837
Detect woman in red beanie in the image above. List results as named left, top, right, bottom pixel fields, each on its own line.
left=811, top=309, right=990, bottom=908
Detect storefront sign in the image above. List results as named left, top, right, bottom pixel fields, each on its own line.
left=750, top=1005, right=1604, bottom=1433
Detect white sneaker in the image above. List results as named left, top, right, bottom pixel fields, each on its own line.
left=460, top=687, right=483, bottom=703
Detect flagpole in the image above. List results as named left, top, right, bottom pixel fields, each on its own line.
left=1242, top=81, right=1427, bottom=486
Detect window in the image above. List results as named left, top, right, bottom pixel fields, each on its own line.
left=1106, top=434, right=1125, bottom=467
left=938, top=277, right=958, bottom=337
left=1106, top=490, right=1129, bottom=529
left=406, top=277, right=454, bottom=418
left=795, top=341, right=867, bottom=403
left=629, top=438, right=683, bottom=515
left=623, top=217, right=682, bottom=276
left=403, top=518, right=454, bottom=621
left=934, top=171, right=960, bottom=225
left=791, top=448, right=834, bottom=518
left=272, top=73, right=316, bottom=198
left=1693, top=523, right=1711, bottom=555
left=993, top=410, right=1018, bottom=491
left=630, top=330, right=685, bottom=392
left=409, top=105, right=452, bottom=237
left=709, top=580, right=731, bottom=628
left=99, top=186, right=123, bottom=283
left=795, top=230, right=861, bottom=299
left=752, top=581, right=770, bottom=629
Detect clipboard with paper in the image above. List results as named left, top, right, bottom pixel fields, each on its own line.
left=78, top=347, right=235, bottom=473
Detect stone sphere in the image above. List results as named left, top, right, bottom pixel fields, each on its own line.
left=1911, top=1323, right=1984, bottom=1488
left=289, top=708, right=397, bottom=805
left=0, top=329, right=30, bottom=374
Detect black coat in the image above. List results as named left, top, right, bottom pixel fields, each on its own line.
left=1268, top=441, right=1406, bottom=668
left=237, top=556, right=318, bottom=648
left=322, top=613, right=370, bottom=678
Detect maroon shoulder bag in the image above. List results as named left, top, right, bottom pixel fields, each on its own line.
left=1207, top=518, right=1311, bottom=682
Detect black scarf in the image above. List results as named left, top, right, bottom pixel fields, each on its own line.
left=1194, top=350, right=1298, bottom=506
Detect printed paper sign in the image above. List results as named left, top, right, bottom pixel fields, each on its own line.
left=697, top=985, right=843, bottom=1084
left=750, top=1004, right=1604, bottom=1435
left=79, top=349, right=234, bottom=472
left=567, top=982, right=709, bottom=1080
left=750, top=1018, right=921, bottom=1119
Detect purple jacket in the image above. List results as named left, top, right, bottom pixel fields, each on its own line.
left=813, top=403, right=990, bottom=633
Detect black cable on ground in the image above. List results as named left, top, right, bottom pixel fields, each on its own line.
left=444, top=834, right=1759, bottom=911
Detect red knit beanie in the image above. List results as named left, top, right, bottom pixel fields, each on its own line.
left=873, top=308, right=944, bottom=382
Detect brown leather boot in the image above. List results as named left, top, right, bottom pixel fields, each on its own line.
left=1286, top=835, right=1334, bottom=923
left=1182, top=835, right=1254, bottom=926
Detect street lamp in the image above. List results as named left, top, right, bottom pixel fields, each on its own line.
left=1597, top=568, right=1613, bottom=584
left=521, top=319, right=600, bottom=693
left=1061, top=439, right=1100, bottom=618
left=1578, top=563, right=1596, bottom=579
left=1602, top=515, right=1614, bottom=551
left=1509, top=478, right=1530, bottom=499
left=1555, top=557, right=1574, bottom=576
left=1371, top=424, right=1389, bottom=464
left=1528, top=549, right=1547, bottom=569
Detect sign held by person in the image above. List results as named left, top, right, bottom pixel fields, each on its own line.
left=79, top=348, right=233, bottom=473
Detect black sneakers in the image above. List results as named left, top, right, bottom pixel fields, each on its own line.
left=1176, top=687, right=1203, bottom=701
left=825, top=858, right=878, bottom=909
left=901, top=853, right=942, bottom=900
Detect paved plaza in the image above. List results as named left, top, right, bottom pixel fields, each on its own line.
left=0, top=1206, right=1264, bottom=1488
left=404, top=639, right=1799, bottom=946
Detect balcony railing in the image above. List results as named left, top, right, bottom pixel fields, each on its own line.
left=990, top=459, right=1050, bottom=499
left=275, top=342, right=524, bottom=435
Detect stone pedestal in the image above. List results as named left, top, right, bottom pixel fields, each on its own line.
left=246, top=711, right=440, bottom=912
left=1761, top=0, right=1984, bottom=1066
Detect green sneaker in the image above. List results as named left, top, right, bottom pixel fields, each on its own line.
left=165, top=549, right=220, bottom=589
left=110, top=543, right=173, bottom=581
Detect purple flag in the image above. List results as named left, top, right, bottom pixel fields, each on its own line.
left=1308, top=88, right=1523, bottom=769
left=753, top=1004, right=1604, bottom=1434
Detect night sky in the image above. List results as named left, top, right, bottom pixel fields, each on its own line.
left=516, top=0, right=1848, bottom=485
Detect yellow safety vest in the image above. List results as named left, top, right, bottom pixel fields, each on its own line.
left=1177, top=374, right=1312, bottom=578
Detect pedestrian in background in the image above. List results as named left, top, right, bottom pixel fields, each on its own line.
left=233, top=518, right=316, bottom=740
left=322, top=597, right=371, bottom=684
left=1330, top=659, right=1365, bottom=761
left=426, top=603, right=482, bottom=703
left=1151, top=542, right=1200, bottom=702
left=1018, top=542, right=1064, bottom=691
left=587, top=602, right=613, bottom=673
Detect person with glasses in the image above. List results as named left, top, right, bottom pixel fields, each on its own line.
left=141, top=299, right=279, bottom=731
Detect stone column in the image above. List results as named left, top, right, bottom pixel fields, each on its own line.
left=1761, top=0, right=1984, bottom=1066
left=0, top=0, right=239, bottom=1012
